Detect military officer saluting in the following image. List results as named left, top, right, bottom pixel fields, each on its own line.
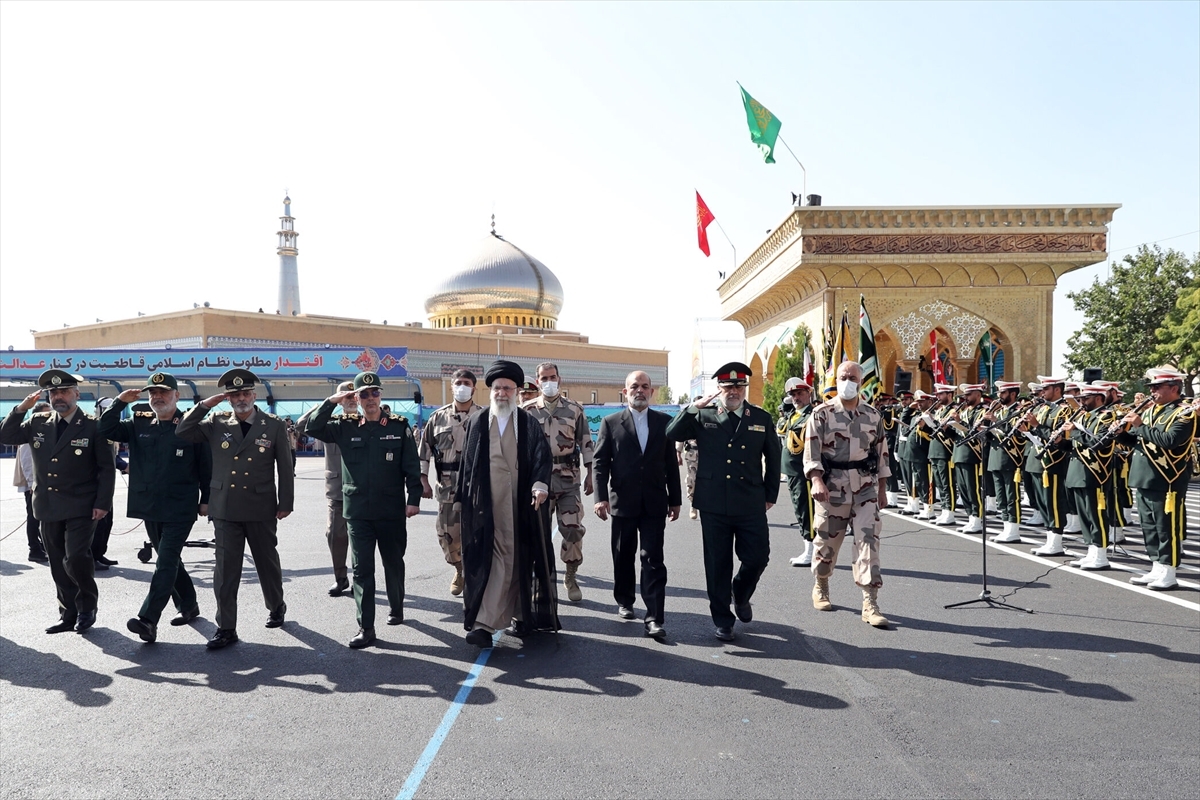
left=666, top=362, right=780, bottom=642
left=305, top=371, right=423, bottom=649
left=522, top=362, right=595, bottom=603
left=1118, top=369, right=1196, bottom=590
left=1, top=369, right=116, bottom=633
left=419, top=368, right=485, bottom=597
left=98, top=371, right=212, bottom=642
left=175, top=369, right=294, bottom=650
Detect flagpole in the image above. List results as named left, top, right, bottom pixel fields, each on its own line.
left=711, top=218, right=737, bottom=271
left=777, top=135, right=807, bottom=201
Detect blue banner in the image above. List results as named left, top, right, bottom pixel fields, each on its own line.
left=0, top=347, right=408, bottom=381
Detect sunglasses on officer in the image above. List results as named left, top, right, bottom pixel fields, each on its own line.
left=357, top=388, right=382, bottom=399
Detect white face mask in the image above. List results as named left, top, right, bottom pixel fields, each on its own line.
left=452, top=385, right=474, bottom=403
left=540, top=381, right=559, bottom=398
left=837, top=378, right=860, bottom=400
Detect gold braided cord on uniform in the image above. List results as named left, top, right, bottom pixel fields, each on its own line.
left=785, top=408, right=810, bottom=455
left=1037, top=402, right=1075, bottom=470
left=1139, top=403, right=1197, bottom=489
left=1076, top=408, right=1117, bottom=485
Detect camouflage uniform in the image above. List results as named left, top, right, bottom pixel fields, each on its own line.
left=675, top=440, right=699, bottom=503
left=803, top=397, right=891, bottom=588
left=522, top=394, right=594, bottom=564
left=418, top=402, right=485, bottom=565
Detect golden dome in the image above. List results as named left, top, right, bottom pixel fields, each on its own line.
left=425, top=232, right=564, bottom=330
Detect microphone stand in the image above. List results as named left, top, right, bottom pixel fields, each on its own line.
left=945, top=411, right=1034, bottom=614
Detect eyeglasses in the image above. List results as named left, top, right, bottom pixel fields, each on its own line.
left=357, top=388, right=382, bottom=398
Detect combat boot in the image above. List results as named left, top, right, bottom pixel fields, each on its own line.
left=564, top=562, right=583, bottom=602
left=450, top=562, right=464, bottom=597
left=861, top=588, right=889, bottom=627
left=812, top=576, right=832, bottom=611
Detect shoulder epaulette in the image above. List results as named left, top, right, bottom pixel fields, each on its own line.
left=31, top=411, right=51, bottom=420
left=135, top=411, right=156, bottom=418
left=345, top=413, right=362, bottom=420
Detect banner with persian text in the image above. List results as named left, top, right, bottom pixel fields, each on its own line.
left=0, top=347, right=408, bottom=381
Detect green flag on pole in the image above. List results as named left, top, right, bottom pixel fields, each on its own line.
left=858, top=294, right=882, bottom=403
left=978, top=330, right=994, bottom=392
left=738, top=83, right=782, bottom=164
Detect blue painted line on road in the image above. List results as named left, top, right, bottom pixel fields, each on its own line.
left=396, top=632, right=500, bottom=800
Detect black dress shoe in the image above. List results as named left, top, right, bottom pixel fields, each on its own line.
left=349, top=628, right=376, bottom=649
left=28, top=549, right=48, bottom=563
left=265, top=602, right=287, bottom=628
left=75, top=609, right=97, bottom=633
left=386, top=612, right=403, bottom=626
left=95, top=555, right=118, bottom=566
left=645, top=621, right=667, bottom=641
left=505, top=619, right=530, bottom=637
left=46, top=618, right=77, bottom=634
left=170, top=606, right=200, bottom=626
left=715, top=626, right=735, bottom=642
left=617, top=605, right=636, bottom=620
left=734, top=600, right=753, bottom=623
left=328, top=578, right=350, bottom=597
left=207, top=629, right=239, bottom=650
left=126, top=616, right=157, bottom=643
left=465, top=629, right=493, bottom=647
left=93, top=559, right=110, bottom=572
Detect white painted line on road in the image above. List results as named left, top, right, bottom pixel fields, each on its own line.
left=396, top=631, right=501, bottom=800
left=882, top=511, right=1200, bottom=613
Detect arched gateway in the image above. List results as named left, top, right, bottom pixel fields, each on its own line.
left=726, top=204, right=1119, bottom=398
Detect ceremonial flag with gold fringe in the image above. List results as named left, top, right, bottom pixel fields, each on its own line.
left=738, top=83, right=782, bottom=164
left=930, top=330, right=944, bottom=384
left=822, top=309, right=852, bottom=399
left=695, top=191, right=716, bottom=256
left=858, top=295, right=882, bottom=403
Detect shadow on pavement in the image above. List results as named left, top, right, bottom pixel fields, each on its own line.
left=0, top=636, right=113, bottom=707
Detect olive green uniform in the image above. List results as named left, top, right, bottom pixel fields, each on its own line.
left=175, top=404, right=294, bottom=631
left=781, top=403, right=815, bottom=539
left=305, top=401, right=423, bottom=629
left=1064, top=406, right=1118, bottom=549
left=1118, top=400, right=1196, bottom=567
left=986, top=403, right=1026, bottom=524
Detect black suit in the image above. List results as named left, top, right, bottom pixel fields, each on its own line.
left=594, top=408, right=681, bottom=624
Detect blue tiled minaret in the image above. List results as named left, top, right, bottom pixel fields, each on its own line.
left=277, top=195, right=301, bottom=316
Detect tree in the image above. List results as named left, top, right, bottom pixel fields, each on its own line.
left=676, top=392, right=691, bottom=404
left=762, top=323, right=814, bottom=414
left=1064, top=245, right=1196, bottom=390
left=654, top=385, right=673, bottom=404
left=1151, top=271, right=1200, bottom=395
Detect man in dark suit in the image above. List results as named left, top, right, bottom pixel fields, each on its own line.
left=593, top=370, right=681, bottom=641
left=1, top=369, right=116, bottom=634
left=666, top=362, right=781, bottom=642
left=176, top=368, right=294, bottom=650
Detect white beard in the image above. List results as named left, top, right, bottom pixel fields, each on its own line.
left=490, top=397, right=513, bottom=418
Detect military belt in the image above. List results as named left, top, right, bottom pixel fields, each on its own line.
left=822, top=454, right=879, bottom=475
left=435, top=460, right=459, bottom=472
left=552, top=454, right=580, bottom=466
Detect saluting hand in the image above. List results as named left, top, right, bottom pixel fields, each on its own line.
left=117, top=388, right=143, bottom=404
left=327, top=389, right=356, bottom=403
left=16, top=389, right=42, bottom=413
left=694, top=391, right=721, bottom=409
left=202, top=394, right=228, bottom=410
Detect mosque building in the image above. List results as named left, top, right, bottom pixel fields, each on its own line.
left=11, top=197, right=667, bottom=417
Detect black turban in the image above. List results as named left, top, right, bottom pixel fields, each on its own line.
left=485, top=359, right=524, bottom=387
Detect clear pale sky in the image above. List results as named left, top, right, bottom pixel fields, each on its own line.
left=2, top=1, right=1197, bottom=396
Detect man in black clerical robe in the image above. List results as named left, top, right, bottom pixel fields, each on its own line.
left=457, top=360, right=557, bottom=645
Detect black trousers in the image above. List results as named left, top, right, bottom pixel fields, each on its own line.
left=610, top=514, right=667, bottom=624
left=23, top=491, right=43, bottom=552
left=699, top=510, right=769, bottom=628
left=92, top=512, right=113, bottom=559
left=41, top=516, right=98, bottom=619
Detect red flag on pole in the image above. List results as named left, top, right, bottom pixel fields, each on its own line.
left=696, top=191, right=715, bottom=257
left=803, top=344, right=815, bottom=389
left=930, top=330, right=944, bottom=384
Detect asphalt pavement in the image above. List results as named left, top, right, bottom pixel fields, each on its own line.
left=1, top=461, right=1197, bottom=800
